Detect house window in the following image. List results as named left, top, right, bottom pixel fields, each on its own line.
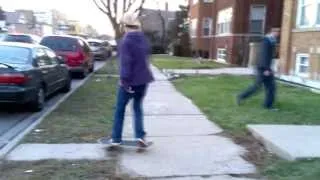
left=190, top=19, right=198, bottom=37
left=217, top=8, right=233, bottom=34
left=249, top=5, right=266, bottom=33
left=217, top=48, right=227, bottom=62
left=297, top=0, right=320, bottom=28
left=202, top=17, right=212, bottom=36
left=295, top=54, right=310, bottom=77
left=203, top=0, right=214, bottom=3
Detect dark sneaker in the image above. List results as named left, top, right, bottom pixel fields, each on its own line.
left=236, top=96, right=242, bottom=106
left=137, top=138, right=148, bottom=148
left=97, top=137, right=121, bottom=146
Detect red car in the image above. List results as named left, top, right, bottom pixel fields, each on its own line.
left=40, top=35, right=94, bottom=78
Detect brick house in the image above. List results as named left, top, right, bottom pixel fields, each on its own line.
left=278, top=0, right=320, bottom=89
left=189, top=0, right=283, bottom=66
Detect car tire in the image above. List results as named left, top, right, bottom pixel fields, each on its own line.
left=80, top=68, right=89, bottom=79
left=30, top=86, right=45, bottom=112
left=61, top=75, right=72, bottom=93
left=89, top=64, right=94, bottom=73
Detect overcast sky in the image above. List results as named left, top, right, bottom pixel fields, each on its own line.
left=1, top=0, right=187, bottom=35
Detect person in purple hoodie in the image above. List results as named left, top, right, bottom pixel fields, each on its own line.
left=99, top=13, right=154, bottom=147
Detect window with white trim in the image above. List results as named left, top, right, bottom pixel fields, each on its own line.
left=190, top=19, right=198, bottom=37
left=203, top=0, right=214, bottom=3
left=217, top=8, right=233, bottom=34
left=295, top=54, right=310, bottom=77
left=217, top=48, right=227, bottom=62
left=249, top=5, right=266, bottom=33
left=202, top=17, right=212, bottom=36
left=297, top=0, right=320, bottom=28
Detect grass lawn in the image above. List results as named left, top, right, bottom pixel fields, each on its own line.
left=0, top=160, right=118, bottom=180
left=95, top=57, right=118, bottom=75
left=151, top=54, right=229, bottom=69
left=23, top=76, right=118, bottom=143
left=0, top=63, right=127, bottom=179
left=173, top=75, right=320, bottom=180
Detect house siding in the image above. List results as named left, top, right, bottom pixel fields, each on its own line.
left=288, top=32, right=320, bottom=80
left=279, top=0, right=320, bottom=88
left=189, top=0, right=284, bottom=65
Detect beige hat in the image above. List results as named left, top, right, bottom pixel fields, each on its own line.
left=120, top=13, right=141, bottom=27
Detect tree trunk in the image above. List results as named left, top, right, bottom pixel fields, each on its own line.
left=114, top=26, right=122, bottom=40
left=160, top=16, right=166, bottom=49
left=157, top=10, right=166, bottom=50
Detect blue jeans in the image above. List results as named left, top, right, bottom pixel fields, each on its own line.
left=238, top=70, right=276, bottom=109
left=111, top=84, right=147, bottom=143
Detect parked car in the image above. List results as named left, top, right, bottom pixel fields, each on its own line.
left=3, top=34, right=41, bottom=44
left=108, top=40, right=117, bottom=51
left=87, top=39, right=111, bottom=60
left=0, top=42, right=71, bottom=111
left=40, top=35, right=94, bottom=78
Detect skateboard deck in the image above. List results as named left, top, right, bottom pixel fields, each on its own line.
left=97, top=137, right=153, bottom=149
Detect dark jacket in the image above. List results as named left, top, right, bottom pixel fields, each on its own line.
left=257, top=35, right=277, bottom=71
left=118, top=31, right=154, bottom=87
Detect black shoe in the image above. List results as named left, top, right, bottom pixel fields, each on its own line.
left=236, top=96, right=242, bottom=106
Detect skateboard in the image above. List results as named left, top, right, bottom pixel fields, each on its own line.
left=97, top=137, right=153, bottom=151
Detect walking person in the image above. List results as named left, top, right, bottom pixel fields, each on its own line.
left=237, top=28, right=280, bottom=110
left=99, top=13, right=154, bottom=147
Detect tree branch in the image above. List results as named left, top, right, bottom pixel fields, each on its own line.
left=123, top=0, right=127, bottom=15
left=97, top=0, right=113, bottom=18
left=126, top=0, right=137, bottom=12
left=113, top=0, right=118, bottom=20
left=92, top=0, right=109, bottom=15
left=134, top=0, right=146, bottom=16
left=93, top=0, right=117, bottom=27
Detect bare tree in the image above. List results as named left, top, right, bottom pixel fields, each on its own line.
left=156, top=9, right=166, bottom=49
left=92, top=0, right=147, bottom=39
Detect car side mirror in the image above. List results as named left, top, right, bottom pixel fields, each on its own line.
left=57, top=56, right=66, bottom=64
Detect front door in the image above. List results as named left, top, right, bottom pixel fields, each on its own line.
left=44, top=48, right=66, bottom=89
left=35, top=48, right=56, bottom=95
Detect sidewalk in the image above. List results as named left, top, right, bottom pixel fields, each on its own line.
left=120, top=66, right=257, bottom=179
left=163, top=68, right=254, bottom=76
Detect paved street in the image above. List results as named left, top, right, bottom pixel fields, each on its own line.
left=0, top=61, right=106, bottom=150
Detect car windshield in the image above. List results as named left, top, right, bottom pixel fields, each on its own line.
left=89, top=42, right=101, bottom=47
left=4, top=35, right=32, bottom=43
left=0, top=46, right=30, bottom=64
left=40, top=37, right=78, bottom=52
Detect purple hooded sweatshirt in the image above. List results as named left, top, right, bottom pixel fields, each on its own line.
left=118, top=31, right=154, bottom=87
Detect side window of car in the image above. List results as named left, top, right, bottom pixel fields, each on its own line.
left=44, top=49, right=58, bottom=65
left=35, top=48, right=50, bottom=67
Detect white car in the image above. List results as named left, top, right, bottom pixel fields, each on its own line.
left=87, top=39, right=111, bottom=60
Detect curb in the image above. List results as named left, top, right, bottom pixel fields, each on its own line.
left=0, top=62, right=107, bottom=159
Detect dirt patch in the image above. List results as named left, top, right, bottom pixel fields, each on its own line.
left=216, top=131, right=277, bottom=178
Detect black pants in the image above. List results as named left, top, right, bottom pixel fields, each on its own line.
left=238, top=70, right=276, bottom=108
